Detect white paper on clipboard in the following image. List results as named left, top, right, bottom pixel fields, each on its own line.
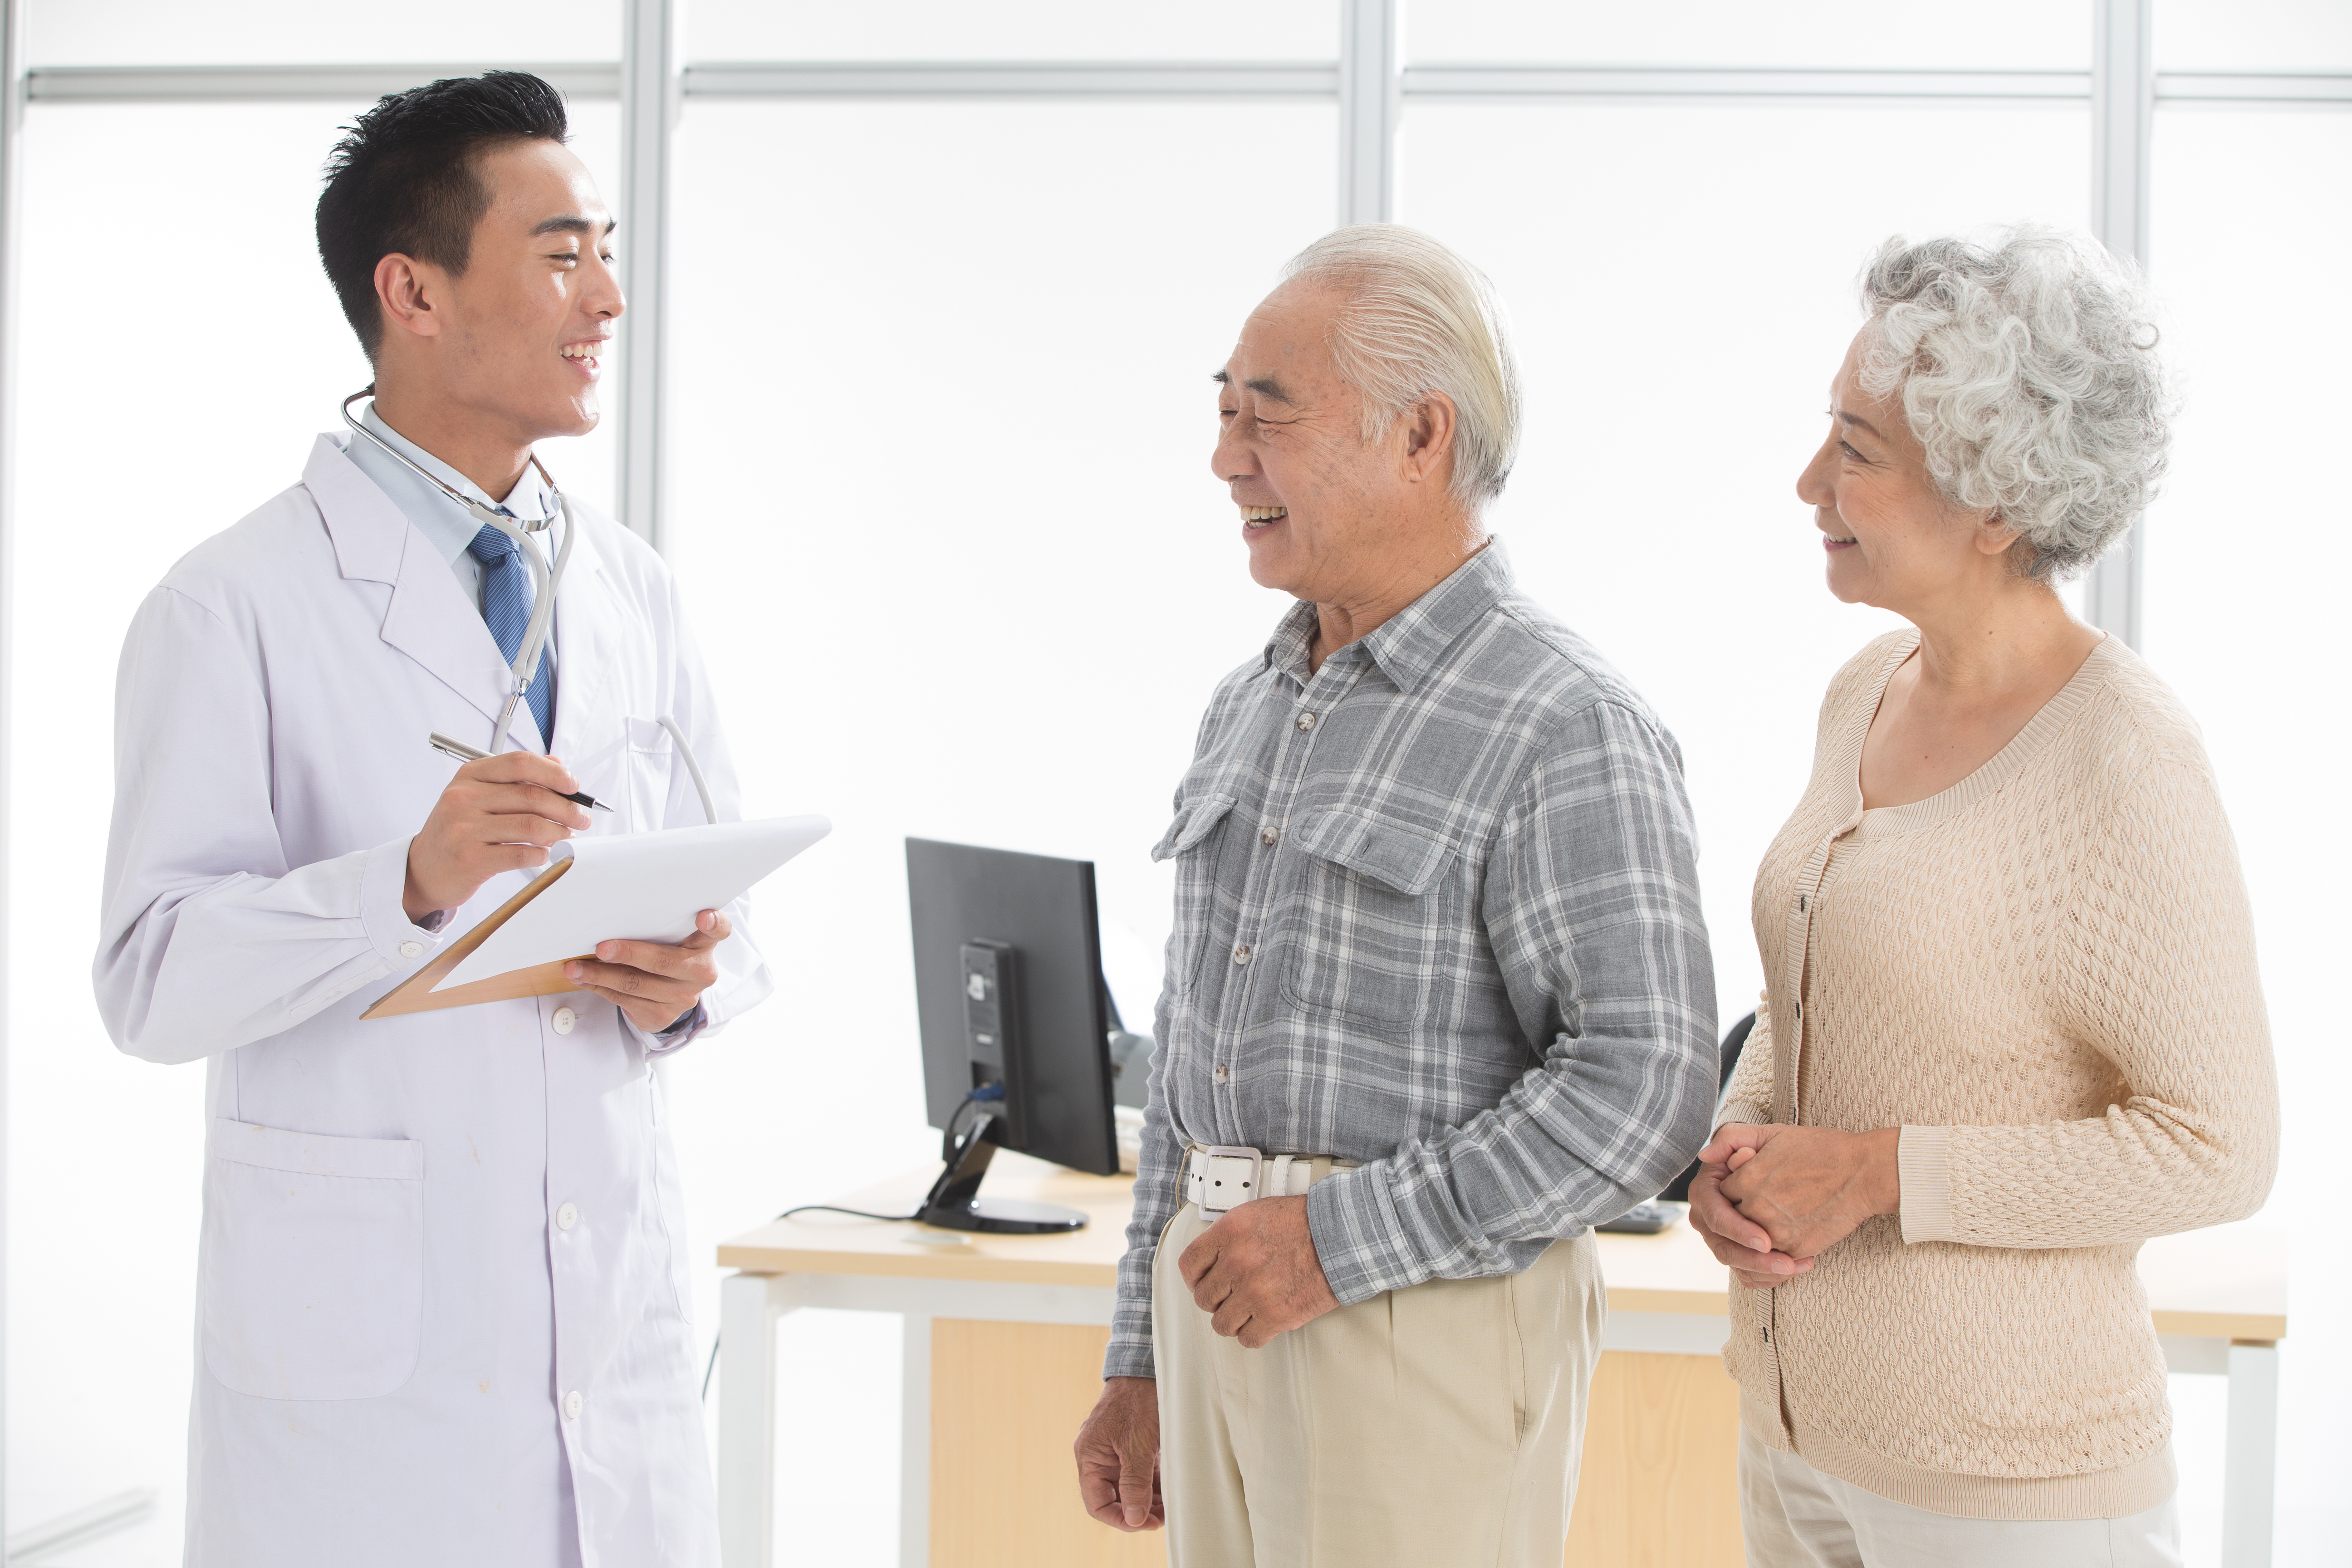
left=435, top=814, right=831, bottom=992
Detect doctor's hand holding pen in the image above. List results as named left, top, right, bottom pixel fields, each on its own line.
left=402, top=750, right=733, bottom=1035
left=403, top=750, right=593, bottom=922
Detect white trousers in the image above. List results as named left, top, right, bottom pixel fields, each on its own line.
left=1741, top=1429, right=2185, bottom=1568
left=1154, top=1200, right=1604, bottom=1568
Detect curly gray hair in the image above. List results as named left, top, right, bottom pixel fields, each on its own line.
left=1857, top=226, right=2170, bottom=582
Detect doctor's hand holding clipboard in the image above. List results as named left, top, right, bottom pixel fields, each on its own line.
left=404, top=745, right=730, bottom=1034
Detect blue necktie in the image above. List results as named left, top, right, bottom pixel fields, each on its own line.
left=467, top=520, right=557, bottom=745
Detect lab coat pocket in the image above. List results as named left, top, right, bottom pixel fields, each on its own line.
left=199, top=1118, right=425, bottom=1402
left=624, top=716, right=677, bottom=830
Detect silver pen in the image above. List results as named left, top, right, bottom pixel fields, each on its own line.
left=428, top=731, right=613, bottom=812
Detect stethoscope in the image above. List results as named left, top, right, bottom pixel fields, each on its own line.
left=338, top=389, right=720, bottom=823
left=343, top=387, right=576, bottom=758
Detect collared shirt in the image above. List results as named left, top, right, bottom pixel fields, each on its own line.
left=1107, top=543, right=1718, bottom=1381
left=343, top=406, right=562, bottom=701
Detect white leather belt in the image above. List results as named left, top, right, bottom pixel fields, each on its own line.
left=1184, top=1145, right=1348, bottom=1215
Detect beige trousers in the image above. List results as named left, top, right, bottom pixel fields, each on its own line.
left=1740, top=1430, right=2185, bottom=1568
left=1154, top=1199, right=1604, bottom=1568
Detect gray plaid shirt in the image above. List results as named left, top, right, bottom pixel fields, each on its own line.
left=1107, top=543, right=1717, bottom=1381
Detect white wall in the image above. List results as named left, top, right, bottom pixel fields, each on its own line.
left=2141, top=104, right=2352, bottom=1562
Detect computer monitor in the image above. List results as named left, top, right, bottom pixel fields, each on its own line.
left=905, top=838, right=1120, bottom=1231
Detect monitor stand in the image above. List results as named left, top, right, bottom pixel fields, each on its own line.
left=916, top=1112, right=1088, bottom=1234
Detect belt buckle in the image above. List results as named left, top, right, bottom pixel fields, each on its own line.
left=1196, top=1146, right=1264, bottom=1215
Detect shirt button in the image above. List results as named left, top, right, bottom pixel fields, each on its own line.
left=398, top=940, right=424, bottom=959
left=1295, top=712, right=1318, bottom=732
left=1261, top=827, right=1280, bottom=847
left=552, top=1007, right=578, bottom=1035
left=564, top=1389, right=584, bottom=1420
left=1213, top=1064, right=1230, bottom=1085
left=1232, top=944, right=1252, bottom=965
left=556, top=1202, right=579, bottom=1232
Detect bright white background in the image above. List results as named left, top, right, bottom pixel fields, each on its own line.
left=5, top=4, right=2344, bottom=1566
left=2138, top=101, right=2352, bottom=1568
left=1405, top=0, right=2092, bottom=67
left=689, top=0, right=1334, bottom=60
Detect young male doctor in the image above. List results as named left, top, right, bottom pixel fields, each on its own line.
left=93, top=73, right=764, bottom=1567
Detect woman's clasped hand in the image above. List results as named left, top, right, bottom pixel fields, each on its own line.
left=1687, top=1122, right=1903, bottom=1289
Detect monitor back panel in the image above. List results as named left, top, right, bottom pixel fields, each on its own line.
left=906, top=838, right=1118, bottom=1177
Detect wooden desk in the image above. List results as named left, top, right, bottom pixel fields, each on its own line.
left=715, top=1155, right=2286, bottom=1568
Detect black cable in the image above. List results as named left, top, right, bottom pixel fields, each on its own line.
left=773, top=1201, right=924, bottom=1222
left=700, top=1083, right=1009, bottom=1403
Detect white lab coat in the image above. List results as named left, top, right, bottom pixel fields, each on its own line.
left=94, top=434, right=770, bottom=1568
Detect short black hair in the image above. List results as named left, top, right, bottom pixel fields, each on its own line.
left=316, top=71, right=569, bottom=360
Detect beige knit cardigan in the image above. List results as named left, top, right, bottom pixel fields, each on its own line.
left=1718, top=629, right=2278, bottom=1520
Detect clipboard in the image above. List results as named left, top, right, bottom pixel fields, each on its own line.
left=362, top=814, right=831, bottom=1019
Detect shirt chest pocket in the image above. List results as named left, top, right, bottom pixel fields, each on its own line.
left=1152, top=791, right=1238, bottom=1000
left=624, top=716, right=679, bottom=831
left=1281, top=806, right=1466, bottom=1040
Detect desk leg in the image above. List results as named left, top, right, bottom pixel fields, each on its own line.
left=2221, top=1340, right=2278, bottom=1568
left=901, top=1313, right=932, bottom=1568
left=719, top=1273, right=787, bottom=1568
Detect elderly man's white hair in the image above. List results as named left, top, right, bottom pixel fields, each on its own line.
left=1858, top=225, right=2170, bottom=582
left=1279, top=225, right=1522, bottom=509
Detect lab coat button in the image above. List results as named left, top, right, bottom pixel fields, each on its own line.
left=398, top=940, right=424, bottom=959
left=564, top=1389, right=584, bottom=1420
left=556, top=1202, right=579, bottom=1232
left=552, top=1007, right=578, bottom=1035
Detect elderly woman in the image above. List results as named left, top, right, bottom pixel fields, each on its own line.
left=1689, top=227, right=2277, bottom=1567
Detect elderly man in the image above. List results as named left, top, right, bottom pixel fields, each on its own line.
left=1072, top=225, right=1718, bottom=1565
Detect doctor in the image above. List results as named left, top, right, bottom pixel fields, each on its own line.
left=93, top=72, right=763, bottom=1566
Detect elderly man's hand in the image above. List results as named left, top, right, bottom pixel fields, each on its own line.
left=1177, top=1196, right=1339, bottom=1348
left=1705, top=1122, right=1901, bottom=1261
left=1074, top=1377, right=1163, bottom=1532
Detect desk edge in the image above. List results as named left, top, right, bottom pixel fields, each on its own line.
left=716, top=1243, right=1121, bottom=1289
left=2150, top=1309, right=2287, bottom=1342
